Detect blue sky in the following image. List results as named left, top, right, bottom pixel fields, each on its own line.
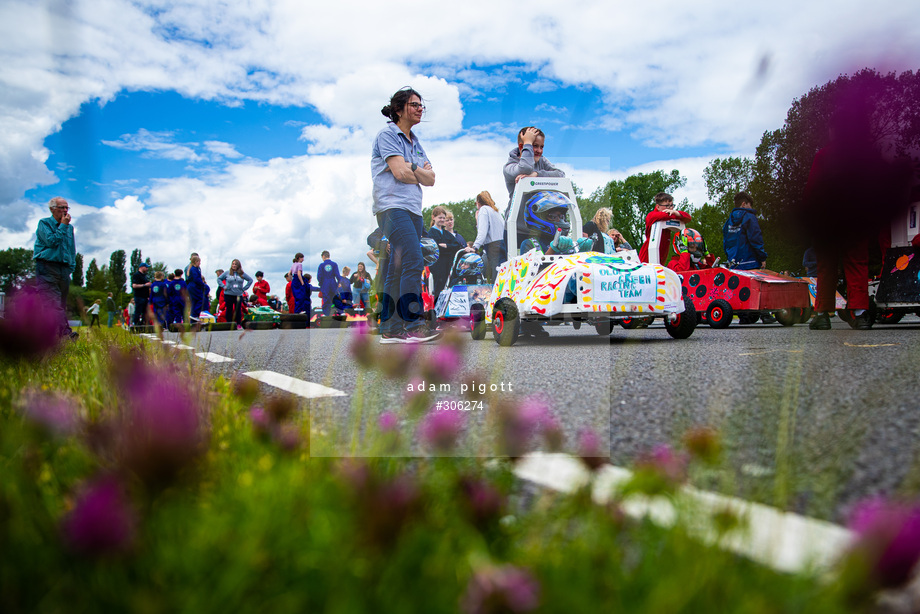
left=2, top=0, right=918, bottom=291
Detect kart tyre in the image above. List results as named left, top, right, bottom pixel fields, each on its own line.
left=470, top=304, right=487, bottom=340
left=619, top=317, right=641, bottom=329
left=707, top=300, right=733, bottom=329
left=876, top=309, right=903, bottom=324
left=798, top=307, right=813, bottom=324
left=244, top=321, right=275, bottom=330
left=665, top=299, right=697, bottom=339
left=594, top=319, right=614, bottom=336
left=280, top=313, right=310, bottom=329
left=737, top=313, right=759, bottom=325
left=492, top=299, right=520, bottom=347
left=774, top=308, right=799, bottom=327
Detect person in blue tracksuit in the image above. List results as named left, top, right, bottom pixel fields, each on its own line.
left=290, top=253, right=309, bottom=314
left=317, top=251, right=341, bottom=316
left=187, top=254, right=205, bottom=319
left=150, top=270, right=170, bottom=326
left=722, top=191, right=767, bottom=270
left=168, top=269, right=188, bottom=324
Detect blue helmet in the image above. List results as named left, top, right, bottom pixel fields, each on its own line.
left=420, top=237, right=439, bottom=266
left=523, top=191, right=572, bottom=245
left=457, top=253, right=484, bottom=277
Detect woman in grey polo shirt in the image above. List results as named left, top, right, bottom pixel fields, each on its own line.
left=217, top=259, right=253, bottom=329
left=371, top=87, right=440, bottom=344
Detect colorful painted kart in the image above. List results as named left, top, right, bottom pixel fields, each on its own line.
left=435, top=250, right=491, bottom=321
left=472, top=178, right=695, bottom=346
left=645, top=219, right=810, bottom=328
left=873, top=200, right=920, bottom=324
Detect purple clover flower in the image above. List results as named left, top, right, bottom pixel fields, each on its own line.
left=0, top=288, right=64, bottom=360
left=418, top=407, right=464, bottom=453
left=378, top=411, right=399, bottom=433
left=462, top=565, right=540, bottom=614
left=577, top=428, right=608, bottom=471
left=17, top=388, right=79, bottom=439
left=848, top=497, right=920, bottom=589
left=60, top=475, right=137, bottom=556
left=117, top=363, right=206, bottom=489
left=348, top=324, right=375, bottom=368
left=419, top=345, right=462, bottom=383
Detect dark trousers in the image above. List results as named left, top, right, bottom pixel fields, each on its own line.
left=133, top=298, right=148, bottom=325
left=376, top=209, right=425, bottom=334
left=483, top=240, right=504, bottom=285
left=34, top=259, right=73, bottom=337
left=225, top=295, right=243, bottom=326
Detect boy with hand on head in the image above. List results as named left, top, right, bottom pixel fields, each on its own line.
left=503, top=126, right=566, bottom=214
left=638, top=192, right=692, bottom=264
left=722, top=191, right=767, bottom=270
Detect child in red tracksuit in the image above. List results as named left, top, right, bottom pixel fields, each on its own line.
left=638, top=192, right=692, bottom=264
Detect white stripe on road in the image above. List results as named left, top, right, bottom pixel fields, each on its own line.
left=514, top=452, right=853, bottom=575
left=244, top=370, right=346, bottom=399
left=196, top=352, right=235, bottom=363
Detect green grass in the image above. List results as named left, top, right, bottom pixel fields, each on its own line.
left=0, top=328, right=869, bottom=613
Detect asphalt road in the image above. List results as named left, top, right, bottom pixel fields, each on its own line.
left=165, top=314, right=920, bottom=523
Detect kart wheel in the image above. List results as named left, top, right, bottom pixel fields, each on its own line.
left=774, top=309, right=799, bottom=327
left=798, top=307, right=813, bottom=324
left=572, top=320, right=581, bottom=330
left=470, top=304, right=487, bottom=340
left=707, top=299, right=733, bottom=329
left=594, top=319, right=614, bottom=336
left=492, top=299, right=520, bottom=347
left=737, top=313, right=759, bottom=325
left=666, top=298, right=697, bottom=339
left=619, top=317, right=641, bottom=329
left=876, top=309, right=903, bottom=324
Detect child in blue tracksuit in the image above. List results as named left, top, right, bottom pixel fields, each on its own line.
left=168, top=269, right=188, bottom=323
left=317, top=251, right=341, bottom=316
left=150, top=271, right=170, bottom=326
left=335, top=267, right=354, bottom=313
left=304, top=273, right=321, bottom=325
left=187, top=256, right=205, bottom=319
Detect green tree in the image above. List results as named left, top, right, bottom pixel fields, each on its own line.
left=72, top=253, right=84, bottom=287
left=751, top=68, right=920, bottom=273
left=150, top=261, right=168, bottom=276
left=85, top=258, right=99, bottom=289
left=108, top=249, right=127, bottom=296
left=586, top=169, right=688, bottom=248
left=91, top=264, right=109, bottom=292
left=130, top=249, right=143, bottom=274
left=0, top=247, right=34, bottom=292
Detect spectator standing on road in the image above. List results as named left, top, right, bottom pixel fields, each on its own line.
left=290, top=253, right=309, bottom=314
left=218, top=259, right=253, bottom=329
left=253, top=271, right=270, bottom=306
left=125, top=298, right=134, bottom=326
left=186, top=255, right=205, bottom=320
left=445, top=211, right=465, bottom=246
left=150, top=270, right=169, bottom=326
left=32, top=197, right=77, bottom=339
left=131, top=263, right=151, bottom=326
left=284, top=272, right=294, bottom=314
left=723, top=191, right=767, bottom=270
left=317, top=251, right=341, bottom=317
left=427, top=206, right=463, bottom=299
left=582, top=207, right=618, bottom=254
left=105, top=292, right=117, bottom=328
left=349, top=262, right=372, bottom=311
left=371, top=86, right=441, bottom=344
left=638, top=192, right=692, bottom=264
left=469, top=191, right=505, bottom=284
left=168, top=269, right=188, bottom=324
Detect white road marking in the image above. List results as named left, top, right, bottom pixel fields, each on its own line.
left=514, top=452, right=853, bottom=575
left=244, top=370, right=346, bottom=399
left=196, top=352, right=235, bottom=363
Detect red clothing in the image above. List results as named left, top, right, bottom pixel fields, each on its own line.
left=253, top=279, right=270, bottom=306
left=638, top=209, right=692, bottom=264
left=285, top=281, right=294, bottom=313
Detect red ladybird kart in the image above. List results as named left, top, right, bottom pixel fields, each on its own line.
left=646, top=220, right=811, bottom=328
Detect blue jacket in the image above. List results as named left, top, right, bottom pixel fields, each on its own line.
left=723, top=207, right=767, bottom=270
left=317, top=259, right=340, bottom=292
left=33, top=217, right=76, bottom=271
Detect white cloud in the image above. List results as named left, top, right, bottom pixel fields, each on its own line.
left=103, top=129, right=204, bottom=162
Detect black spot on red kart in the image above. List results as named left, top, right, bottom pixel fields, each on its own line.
left=714, top=272, right=725, bottom=286
left=739, top=287, right=751, bottom=302
left=689, top=274, right=700, bottom=287
left=681, top=285, right=688, bottom=297
left=695, top=285, right=707, bottom=298
left=728, top=276, right=740, bottom=290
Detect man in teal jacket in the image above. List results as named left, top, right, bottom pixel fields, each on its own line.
left=33, top=197, right=77, bottom=339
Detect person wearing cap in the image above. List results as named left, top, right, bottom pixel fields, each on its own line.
left=131, top=262, right=152, bottom=326
left=33, top=197, right=78, bottom=339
